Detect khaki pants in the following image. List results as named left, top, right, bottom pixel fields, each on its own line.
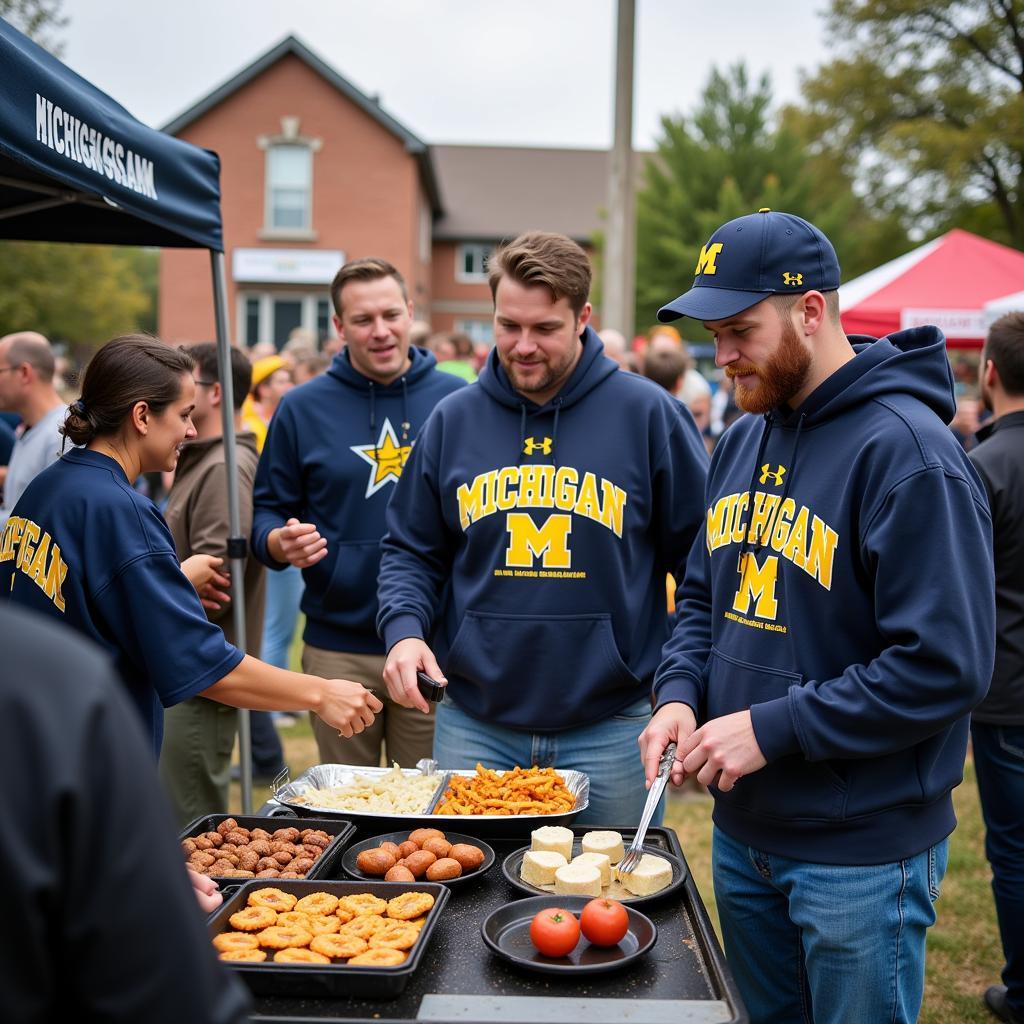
left=303, top=645, right=435, bottom=768
left=159, top=696, right=237, bottom=827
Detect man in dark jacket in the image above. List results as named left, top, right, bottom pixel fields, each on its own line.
left=970, top=312, right=1024, bottom=1024
left=252, top=258, right=464, bottom=768
left=2, top=604, right=250, bottom=1023
left=377, top=232, right=709, bottom=824
left=641, top=210, right=995, bottom=1024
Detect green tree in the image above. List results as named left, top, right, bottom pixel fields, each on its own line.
left=634, top=64, right=906, bottom=337
left=0, top=0, right=66, bottom=54
left=798, top=0, right=1024, bottom=247
left=0, top=243, right=154, bottom=359
left=0, top=1, right=157, bottom=354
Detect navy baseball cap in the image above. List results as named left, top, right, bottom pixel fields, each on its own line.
left=657, top=209, right=841, bottom=323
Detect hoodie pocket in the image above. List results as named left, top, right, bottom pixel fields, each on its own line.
left=321, top=540, right=382, bottom=624
left=444, top=610, right=639, bottom=725
left=705, top=647, right=847, bottom=821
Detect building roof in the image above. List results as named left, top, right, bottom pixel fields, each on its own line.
left=161, top=34, right=442, bottom=214
left=432, top=145, right=614, bottom=243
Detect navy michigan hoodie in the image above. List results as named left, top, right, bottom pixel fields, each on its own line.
left=252, top=346, right=465, bottom=653
left=654, top=327, right=995, bottom=864
left=377, top=328, right=709, bottom=731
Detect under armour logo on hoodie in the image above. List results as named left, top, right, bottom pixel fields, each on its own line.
left=759, top=464, right=787, bottom=486
left=523, top=437, right=553, bottom=456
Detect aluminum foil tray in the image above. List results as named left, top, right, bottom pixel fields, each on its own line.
left=273, top=762, right=590, bottom=840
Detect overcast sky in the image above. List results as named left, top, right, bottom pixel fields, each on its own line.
left=58, top=0, right=829, bottom=149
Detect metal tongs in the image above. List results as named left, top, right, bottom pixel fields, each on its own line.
left=618, top=741, right=677, bottom=875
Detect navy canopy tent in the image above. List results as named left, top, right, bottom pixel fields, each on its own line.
left=0, top=17, right=259, bottom=809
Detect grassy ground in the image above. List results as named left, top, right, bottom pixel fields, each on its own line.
left=228, top=627, right=1001, bottom=1021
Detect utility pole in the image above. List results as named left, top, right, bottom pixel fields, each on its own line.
left=603, top=0, right=636, bottom=339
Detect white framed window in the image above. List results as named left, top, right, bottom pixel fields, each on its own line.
left=238, top=291, right=336, bottom=350
left=266, top=144, right=312, bottom=231
left=456, top=317, right=494, bottom=345
left=456, top=243, right=492, bottom=283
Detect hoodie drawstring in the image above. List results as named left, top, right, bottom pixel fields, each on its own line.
left=736, top=415, right=775, bottom=573
left=550, top=399, right=563, bottom=468
left=400, top=376, right=410, bottom=443
left=739, top=412, right=806, bottom=577
left=368, top=383, right=376, bottom=434
left=517, top=403, right=528, bottom=463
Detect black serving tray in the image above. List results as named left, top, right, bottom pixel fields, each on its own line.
left=208, top=878, right=450, bottom=998
left=341, top=831, right=496, bottom=888
left=246, top=822, right=749, bottom=1022
left=179, top=814, right=356, bottom=888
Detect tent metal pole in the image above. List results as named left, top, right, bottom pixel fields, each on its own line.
left=210, top=249, right=253, bottom=814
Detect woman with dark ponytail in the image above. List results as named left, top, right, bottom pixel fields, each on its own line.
left=0, top=335, right=382, bottom=754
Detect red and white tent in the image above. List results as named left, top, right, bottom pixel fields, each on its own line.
left=839, top=229, right=1024, bottom=348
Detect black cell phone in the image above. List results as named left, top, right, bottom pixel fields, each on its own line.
left=416, top=671, right=446, bottom=703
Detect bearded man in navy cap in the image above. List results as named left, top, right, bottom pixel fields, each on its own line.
left=639, top=210, right=995, bottom=1024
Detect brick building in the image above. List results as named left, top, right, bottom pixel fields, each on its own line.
left=160, top=35, right=614, bottom=348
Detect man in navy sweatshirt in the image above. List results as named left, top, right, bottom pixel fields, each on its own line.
left=252, top=258, right=464, bottom=768
left=377, top=231, right=709, bottom=824
left=641, top=210, right=995, bottom=1024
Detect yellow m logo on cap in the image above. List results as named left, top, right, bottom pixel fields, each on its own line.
left=695, top=243, right=724, bottom=277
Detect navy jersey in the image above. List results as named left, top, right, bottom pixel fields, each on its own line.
left=0, top=448, right=243, bottom=751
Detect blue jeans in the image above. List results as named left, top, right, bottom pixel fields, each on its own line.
left=972, top=721, right=1024, bottom=1017
left=432, top=695, right=662, bottom=827
left=261, top=564, right=303, bottom=670
left=248, top=564, right=303, bottom=771
left=713, top=825, right=947, bottom=1024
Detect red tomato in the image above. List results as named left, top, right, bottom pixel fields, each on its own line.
left=579, top=898, right=629, bottom=947
left=529, top=907, right=581, bottom=957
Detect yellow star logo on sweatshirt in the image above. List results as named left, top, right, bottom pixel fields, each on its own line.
left=350, top=418, right=413, bottom=498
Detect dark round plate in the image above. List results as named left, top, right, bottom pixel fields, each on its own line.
left=481, top=894, right=657, bottom=975
left=502, top=841, right=686, bottom=905
left=341, top=830, right=495, bottom=887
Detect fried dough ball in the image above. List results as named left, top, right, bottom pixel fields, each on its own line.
left=193, top=837, right=214, bottom=851
left=190, top=851, right=217, bottom=869
left=398, top=840, right=420, bottom=858
left=378, top=841, right=402, bottom=858
left=409, top=828, right=444, bottom=846
left=203, top=831, right=224, bottom=847
left=303, top=833, right=329, bottom=850
left=251, top=827, right=271, bottom=841
left=426, top=857, right=462, bottom=881
left=248, top=887, right=297, bottom=912
left=255, top=868, right=281, bottom=878
left=356, top=849, right=395, bottom=876
left=402, top=850, right=436, bottom=879
left=272, top=827, right=301, bottom=843
left=291, top=857, right=314, bottom=874
left=217, top=817, right=238, bottom=836
left=229, top=906, right=277, bottom=931
left=449, top=844, right=486, bottom=870
left=219, top=948, right=267, bottom=962
left=224, top=831, right=249, bottom=847
left=210, top=860, right=234, bottom=875
left=182, top=838, right=197, bottom=855
left=348, top=948, right=406, bottom=966
left=256, top=857, right=279, bottom=873
left=385, top=865, right=416, bottom=882
left=238, top=850, right=260, bottom=872
left=386, top=891, right=435, bottom=920
left=421, top=837, right=452, bottom=859
left=272, top=851, right=293, bottom=866
left=301, top=844, right=324, bottom=860
left=311, top=932, right=368, bottom=959
left=248, top=839, right=273, bottom=857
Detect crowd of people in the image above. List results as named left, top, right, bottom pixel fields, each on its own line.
left=0, top=212, right=1021, bottom=1024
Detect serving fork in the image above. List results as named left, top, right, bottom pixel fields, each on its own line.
left=618, top=741, right=677, bottom=875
